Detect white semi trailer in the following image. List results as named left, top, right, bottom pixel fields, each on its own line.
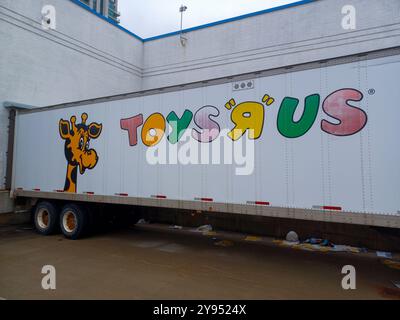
left=7, top=50, right=400, bottom=239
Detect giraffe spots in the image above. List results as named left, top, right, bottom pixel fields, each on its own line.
left=59, top=113, right=103, bottom=193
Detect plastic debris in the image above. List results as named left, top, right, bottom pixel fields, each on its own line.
left=137, top=219, right=148, bottom=224
left=245, top=235, right=262, bottom=242
left=331, top=245, right=361, bottom=253
left=214, top=240, right=234, bottom=247
left=382, top=260, right=400, bottom=270
left=169, top=225, right=183, bottom=230
left=274, top=239, right=362, bottom=253
left=392, top=281, right=400, bottom=289
left=376, top=251, right=392, bottom=259
left=304, top=238, right=333, bottom=247
left=286, top=231, right=299, bottom=243
left=196, top=224, right=213, bottom=232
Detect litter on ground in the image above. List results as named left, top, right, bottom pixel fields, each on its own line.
left=331, top=245, right=362, bottom=253
left=273, top=239, right=362, bottom=253
left=245, top=236, right=262, bottom=242
left=169, top=225, right=183, bottom=230
left=273, top=240, right=299, bottom=246
left=376, top=251, right=393, bottom=259
left=196, top=225, right=213, bottom=233
left=304, top=238, right=333, bottom=247
left=214, top=240, right=234, bottom=247
left=382, top=259, right=400, bottom=270
left=203, top=231, right=217, bottom=236
left=286, top=231, right=299, bottom=243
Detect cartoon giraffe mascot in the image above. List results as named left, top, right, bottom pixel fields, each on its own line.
left=59, top=113, right=102, bottom=193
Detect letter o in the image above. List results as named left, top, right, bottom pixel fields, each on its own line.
left=141, top=113, right=166, bottom=146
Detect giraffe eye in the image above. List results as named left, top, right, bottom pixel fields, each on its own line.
left=85, top=141, right=90, bottom=150
left=79, top=137, right=84, bottom=149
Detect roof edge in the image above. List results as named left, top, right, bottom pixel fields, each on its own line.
left=144, top=0, right=316, bottom=42
left=69, top=0, right=317, bottom=42
left=69, top=0, right=144, bottom=41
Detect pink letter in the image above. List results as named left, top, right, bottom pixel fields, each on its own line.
left=192, top=106, right=221, bottom=143
left=120, top=114, right=144, bottom=146
left=321, top=89, right=367, bottom=136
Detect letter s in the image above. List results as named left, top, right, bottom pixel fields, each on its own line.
left=192, top=106, right=220, bottom=143
left=321, top=89, right=367, bottom=136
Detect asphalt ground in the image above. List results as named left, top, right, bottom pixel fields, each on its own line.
left=0, top=222, right=399, bottom=299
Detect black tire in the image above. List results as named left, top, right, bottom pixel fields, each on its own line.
left=59, top=203, right=89, bottom=240
left=33, top=201, right=59, bottom=235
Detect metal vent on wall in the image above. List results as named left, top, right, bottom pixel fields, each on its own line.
left=232, top=80, right=254, bottom=91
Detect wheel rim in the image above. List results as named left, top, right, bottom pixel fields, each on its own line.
left=63, top=211, right=77, bottom=233
left=37, top=208, right=49, bottom=229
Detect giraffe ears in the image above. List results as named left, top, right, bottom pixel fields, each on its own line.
left=59, top=119, right=71, bottom=140
left=88, top=122, right=102, bottom=139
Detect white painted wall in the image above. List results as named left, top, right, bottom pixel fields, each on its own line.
left=142, top=0, right=400, bottom=89
left=0, top=0, right=143, bottom=187
left=1, top=0, right=400, bottom=190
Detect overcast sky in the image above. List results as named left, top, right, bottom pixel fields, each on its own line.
left=119, top=0, right=298, bottom=38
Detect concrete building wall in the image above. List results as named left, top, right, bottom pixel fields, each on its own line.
left=0, top=0, right=143, bottom=188
left=142, top=0, right=400, bottom=89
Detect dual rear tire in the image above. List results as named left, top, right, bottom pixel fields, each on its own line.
left=59, top=204, right=89, bottom=240
left=33, top=201, right=59, bottom=236
left=34, top=202, right=89, bottom=240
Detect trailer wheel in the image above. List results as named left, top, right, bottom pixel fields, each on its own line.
left=60, top=204, right=89, bottom=240
left=34, top=201, right=59, bottom=235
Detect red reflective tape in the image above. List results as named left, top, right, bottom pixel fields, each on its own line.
left=118, top=193, right=129, bottom=197
left=200, top=198, right=213, bottom=202
left=155, top=195, right=166, bottom=199
left=323, top=206, right=342, bottom=211
left=85, top=191, right=95, bottom=195
left=33, top=188, right=40, bottom=191
left=255, top=201, right=270, bottom=206
left=16, top=188, right=23, bottom=190
left=55, top=190, right=64, bottom=193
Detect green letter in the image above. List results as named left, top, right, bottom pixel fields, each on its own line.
left=166, top=110, right=193, bottom=144
left=277, top=94, right=320, bottom=138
